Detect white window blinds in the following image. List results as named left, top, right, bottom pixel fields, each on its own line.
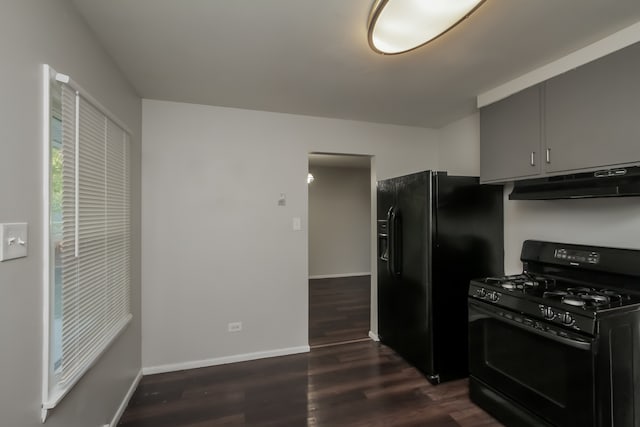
left=45, top=73, right=131, bottom=411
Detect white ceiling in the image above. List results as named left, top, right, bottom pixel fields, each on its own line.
left=72, top=0, right=640, bottom=128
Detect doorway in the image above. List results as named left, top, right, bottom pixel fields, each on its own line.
left=308, top=153, right=372, bottom=348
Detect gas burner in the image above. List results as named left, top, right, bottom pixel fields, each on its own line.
left=561, top=293, right=611, bottom=308
left=543, top=290, right=569, bottom=299
left=597, top=289, right=624, bottom=304
left=484, top=276, right=527, bottom=288
left=567, top=287, right=594, bottom=294
left=503, top=281, right=535, bottom=290
left=562, top=295, right=587, bottom=307
left=500, top=281, right=517, bottom=290
left=525, top=274, right=556, bottom=287
left=582, top=294, right=610, bottom=305
left=498, top=278, right=542, bottom=291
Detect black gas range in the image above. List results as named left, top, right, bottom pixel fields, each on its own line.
left=470, top=272, right=640, bottom=338
left=468, top=240, right=640, bottom=427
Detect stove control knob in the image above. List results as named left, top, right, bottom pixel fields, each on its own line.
left=476, top=288, right=487, bottom=298
left=560, top=312, right=575, bottom=326
left=488, top=291, right=501, bottom=302
left=541, top=306, right=555, bottom=320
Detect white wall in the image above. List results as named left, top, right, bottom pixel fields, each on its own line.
left=308, top=165, right=371, bottom=278
left=438, top=113, right=481, bottom=176
left=141, top=100, right=439, bottom=370
left=504, top=190, right=640, bottom=273
left=0, top=1, right=142, bottom=426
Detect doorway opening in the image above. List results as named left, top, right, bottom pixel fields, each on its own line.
left=308, top=153, right=372, bottom=348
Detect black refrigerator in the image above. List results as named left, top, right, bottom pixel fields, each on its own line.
left=377, top=170, right=503, bottom=384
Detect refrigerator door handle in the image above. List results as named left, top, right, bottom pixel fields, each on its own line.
left=386, top=207, right=394, bottom=275
left=379, top=213, right=390, bottom=262
left=389, top=207, right=401, bottom=277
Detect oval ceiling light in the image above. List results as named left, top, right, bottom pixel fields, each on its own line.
left=368, top=0, right=486, bottom=55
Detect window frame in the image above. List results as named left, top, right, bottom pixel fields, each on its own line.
left=41, top=65, right=133, bottom=421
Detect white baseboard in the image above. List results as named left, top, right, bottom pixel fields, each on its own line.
left=109, top=369, right=142, bottom=427
left=309, top=272, right=371, bottom=280
left=142, top=345, right=311, bottom=375
left=368, top=330, right=380, bottom=342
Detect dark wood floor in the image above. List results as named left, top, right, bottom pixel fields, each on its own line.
left=309, top=276, right=371, bottom=348
left=119, top=341, right=503, bottom=427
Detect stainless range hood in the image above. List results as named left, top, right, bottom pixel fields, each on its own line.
left=508, top=166, right=640, bottom=200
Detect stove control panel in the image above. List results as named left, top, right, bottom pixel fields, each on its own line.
left=541, top=306, right=555, bottom=320
left=488, top=291, right=501, bottom=302
left=474, top=288, right=501, bottom=303
left=554, top=248, right=600, bottom=264
left=560, top=312, right=575, bottom=326
left=539, top=305, right=577, bottom=327
left=491, top=309, right=591, bottom=346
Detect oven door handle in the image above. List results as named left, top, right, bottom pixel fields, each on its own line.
left=469, top=300, right=594, bottom=351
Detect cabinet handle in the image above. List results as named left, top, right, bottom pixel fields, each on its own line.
left=546, top=148, right=551, bottom=164
left=530, top=152, right=536, bottom=166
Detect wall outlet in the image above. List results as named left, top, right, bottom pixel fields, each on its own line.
left=228, top=322, right=242, bottom=332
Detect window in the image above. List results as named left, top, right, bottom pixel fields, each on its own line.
left=43, top=66, right=132, bottom=415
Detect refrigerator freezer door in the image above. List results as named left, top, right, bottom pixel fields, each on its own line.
left=376, top=178, right=396, bottom=346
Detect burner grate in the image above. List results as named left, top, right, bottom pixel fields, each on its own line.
left=476, top=272, right=637, bottom=311
left=544, top=287, right=624, bottom=308
left=484, top=274, right=555, bottom=292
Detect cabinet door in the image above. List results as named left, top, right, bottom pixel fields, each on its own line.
left=480, top=85, right=542, bottom=183
left=545, top=42, right=640, bottom=173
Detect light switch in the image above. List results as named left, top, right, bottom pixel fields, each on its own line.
left=0, top=223, right=28, bottom=261
left=293, top=217, right=301, bottom=231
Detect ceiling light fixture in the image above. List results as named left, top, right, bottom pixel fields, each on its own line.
left=367, top=0, right=486, bottom=55
left=307, top=173, right=315, bottom=184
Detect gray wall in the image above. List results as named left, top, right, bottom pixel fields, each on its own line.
left=438, top=114, right=640, bottom=274
left=0, top=1, right=142, bottom=426
left=141, top=99, right=440, bottom=370
left=308, top=165, right=371, bottom=278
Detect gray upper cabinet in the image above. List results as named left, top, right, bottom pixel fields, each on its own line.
left=480, top=41, right=640, bottom=183
left=480, top=85, right=542, bottom=183
left=545, top=42, right=640, bottom=173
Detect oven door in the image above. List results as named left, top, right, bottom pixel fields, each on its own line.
left=468, top=299, right=596, bottom=427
